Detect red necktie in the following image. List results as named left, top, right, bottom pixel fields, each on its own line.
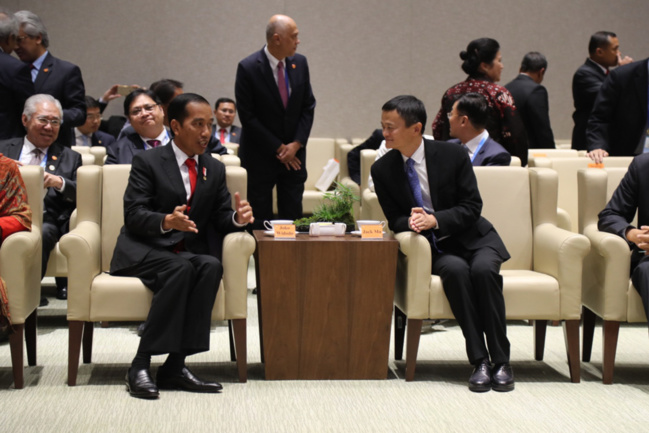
left=220, top=128, right=226, bottom=144
left=278, top=61, right=288, bottom=108
left=147, top=139, right=161, bottom=148
left=185, top=158, right=197, bottom=209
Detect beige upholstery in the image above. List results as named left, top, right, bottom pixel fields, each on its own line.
left=532, top=157, right=634, bottom=232
left=1, top=166, right=43, bottom=388
left=393, top=167, right=590, bottom=382
left=578, top=167, right=644, bottom=384
left=336, top=141, right=361, bottom=221
left=509, top=156, right=522, bottom=167
left=528, top=148, right=579, bottom=165
left=223, top=143, right=239, bottom=156
left=302, top=137, right=336, bottom=214
left=555, top=139, right=572, bottom=149
left=60, top=164, right=256, bottom=386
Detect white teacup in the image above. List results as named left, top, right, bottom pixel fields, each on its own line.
left=356, top=220, right=386, bottom=230
left=264, top=219, right=294, bottom=231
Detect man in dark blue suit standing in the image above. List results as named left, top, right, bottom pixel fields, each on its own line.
left=235, top=14, right=316, bottom=229
left=0, top=10, right=34, bottom=140
left=448, top=93, right=511, bottom=166
left=14, top=10, right=86, bottom=147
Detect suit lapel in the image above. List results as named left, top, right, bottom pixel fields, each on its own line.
left=34, top=53, right=54, bottom=91
left=160, top=145, right=187, bottom=205
left=423, top=140, right=440, bottom=210
left=44, top=143, right=62, bottom=174
left=257, top=49, right=286, bottom=110
left=5, top=138, right=24, bottom=160
left=634, top=61, right=648, bottom=123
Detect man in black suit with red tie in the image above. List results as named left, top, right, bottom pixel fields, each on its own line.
left=110, top=93, right=254, bottom=399
left=235, top=14, right=316, bottom=229
left=571, top=31, right=633, bottom=151
left=14, top=10, right=86, bottom=147
left=0, top=10, right=34, bottom=140
left=371, top=95, right=513, bottom=393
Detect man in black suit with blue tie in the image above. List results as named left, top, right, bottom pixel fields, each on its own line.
left=235, top=14, right=316, bottom=229
left=110, top=93, right=254, bottom=399
left=0, top=10, right=34, bottom=140
left=14, top=10, right=86, bottom=147
left=371, top=95, right=513, bottom=393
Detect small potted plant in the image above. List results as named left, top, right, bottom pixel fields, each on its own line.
left=294, top=182, right=359, bottom=232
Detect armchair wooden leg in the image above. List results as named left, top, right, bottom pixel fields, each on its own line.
left=582, top=306, right=596, bottom=362
left=602, top=320, right=620, bottom=385
left=394, top=306, right=406, bottom=361
left=82, top=321, right=94, bottom=364
left=231, top=318, right=247, bottom=383
left=533, top=320, right=547, bottom=361
left=228, top=320, right=236, bottom=362
left=405, top=318, right=423, bottom=382
left=9, top=324, right=24, bottom=389
left=68, top=321, right=84, bottom=386
left=25, top=310, right=37, bottom=366
left=563, top=319, right=580, bottom=383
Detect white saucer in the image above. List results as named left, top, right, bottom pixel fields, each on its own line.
left=264, top=230, right=274, bottom=236
left=351, top=230, right=385, bottom=236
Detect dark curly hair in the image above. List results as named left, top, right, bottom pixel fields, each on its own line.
left=460, top=38, right=500, bottom=78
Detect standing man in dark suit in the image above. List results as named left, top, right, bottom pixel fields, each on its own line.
left=74, top=96, right=115, bottom=148
left=371, top=95, right=513, bottom=392
left=235, top=14, right=316, bottom=229
left=0, top=94, right=82, bottom=301
left=599, top=154, right=649, bottom=326
left=213, top=97, right=242, bottom=144
left=0, top=10, right=34, bottom=140
left=505, top=52, right=555, bottom=149
left=105, top=89, right=170, bottom=165
left=448, top=93, right=511, bottom=166
left=110, top=93, right=254, bottom=399
left=571, top=31, right=633, bottom=151
left=586, top=58, right=648, bottom=164
left=14, top=10, right=86, bottom=147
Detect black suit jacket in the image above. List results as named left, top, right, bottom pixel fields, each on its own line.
left=0, top=137, right=81, bottom=228
left=572, top=58, right=607, bottom=150
left=0, top=52, right=34, bottom=140
left=33, top=52, right=86, bottom=147
left=348, top=129, right=384, bottom=184
left=448, top=137, right=511, bottom=166
left=110, top=144, right=239, bottom=272
left=235, top=47, right=316, bottom=176
left=91, top=130, right=116, bottom=148
left=371, top=139, right=509, bottom=259
left=212, top=124, right=242, bottom=144
left=105, top=130, right=147, bottom=165
left=505, top=74, right=555, bottom=149
left=599, top=153, right=649, bottom=247
left=586, top=58, right=649, bottom=156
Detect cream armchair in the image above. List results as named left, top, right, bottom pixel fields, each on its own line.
left=60, top=164, right=255, bottom=386
left=393, top=167, right=590, bottom=382
left=578, top=167, right=642, bottom=384
left=1, top=166, right=42, bottom=389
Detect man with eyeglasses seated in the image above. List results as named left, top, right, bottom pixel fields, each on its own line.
left=0, top=94, right=82, bottom=303
left=74, top=96, right=115, bottom=148
left=105, top=89, right=170, bottom=165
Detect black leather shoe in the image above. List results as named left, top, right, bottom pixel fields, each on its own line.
left=56, top=287, right=67, bottom=300
left=468, top=358, right=492, bottom=392
left=125, top=367, right=159, bottom=399
left=492, top=363, right=515, bottom=392
left=39, top=296, right=49, bottom=307
left=157, top=367, right=223, bottom=393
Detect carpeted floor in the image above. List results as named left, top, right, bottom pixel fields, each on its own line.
left=2, top=282, right=649, bottom=432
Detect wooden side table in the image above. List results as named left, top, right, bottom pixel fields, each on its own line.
left=253, top=231, right=398, bottom=380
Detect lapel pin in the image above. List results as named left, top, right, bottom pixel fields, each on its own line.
left=51, top=155, right=58, bottom=160
left=203, top=167, right=207, bottom=180
left=291, top=64, right=296, bottom=69
left=49, top=165, right=55, bottom=171
left=43, top=68, right=49, bottom=73
left=232, top=132, right=237, bottom=136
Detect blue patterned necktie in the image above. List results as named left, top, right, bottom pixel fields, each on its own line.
left=405, top=158, right=441, bottom=252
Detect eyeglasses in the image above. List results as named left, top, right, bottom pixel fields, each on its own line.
left=16, top=35, right=34, bottom=43
left=35, top=116, right=61, bottom=127
left=129, top=104, right=158, bottom=117
left=86, top=114, right=102, bottom=121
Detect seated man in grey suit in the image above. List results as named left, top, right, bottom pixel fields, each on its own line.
left=448, top=93, right=511, bottom=166
left=213, top=97, right=241, bottom=145
left=105, top=89, right=170, bottom=165
left=371, top=95, right=513, bottom=392
left=0, top=94, right=82, bottom=302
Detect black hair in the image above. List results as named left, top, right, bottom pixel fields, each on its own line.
left=214, top=97, right=236, bottom=110
left=168, top=93, right=210, bottom=125
left=149, top=79, right=183, bottom=105
left=455, top=93, right=488, bottom=129
left=460, top=38, right=500, bottom=78
left=84, top=96, right=101, bottom=110
left=588, top=31, right=617, bottom=55
left=123, top=88, right=162, bottom=117
left=520, top=52, right=547, bottom=73
left=381, top=95, right=426, bottom=134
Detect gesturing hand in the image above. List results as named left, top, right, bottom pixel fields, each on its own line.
left=234, top=192, right=254, bottom=225
left=162, top=205, right=198, bottom=233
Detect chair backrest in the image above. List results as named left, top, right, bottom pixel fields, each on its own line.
left=18, top=165, right=44, bottom=230
left=305, top=138, right=335, bottom=190
left=360, top=149, right=377, bottom=192
left=474, top=167, right=537, bottom=270
left=528, top=148, right=578, bottom=161
left=509, top=156, right=521, bottom=167
left=577, top=167, right=631, bottom=233
left=89, top=147, right=107, bottom=166
left=335, top=142, right=354, bottom=181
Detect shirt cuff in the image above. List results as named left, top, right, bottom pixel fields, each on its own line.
left=55, top=176, right=66, bottom=193
left=232, top=212, right=246, bottom=228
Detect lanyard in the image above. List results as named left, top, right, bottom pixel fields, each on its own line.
left=470, top=135, right=488, bottom=163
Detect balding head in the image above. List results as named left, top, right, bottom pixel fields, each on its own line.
left=265, top=14, right=300, bottom=60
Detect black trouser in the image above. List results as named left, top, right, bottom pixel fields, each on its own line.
left=247, top=166, right=306, bottom=231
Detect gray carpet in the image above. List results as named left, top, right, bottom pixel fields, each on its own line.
left=2, top=283, right=649, bottom=432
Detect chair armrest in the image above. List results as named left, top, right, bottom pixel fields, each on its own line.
left=533, top=223, right=590, bottom=319
left=556, top=207, right=571, bottom=232
left=394, top=231, right=432, bottom=319
left=59, top=221, right=102, bottom=321
left=221, top=231, right=256, bottom=319
left=582, top=224, right=632, bottom=319
left=0, top=230, right=41, bottom=321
